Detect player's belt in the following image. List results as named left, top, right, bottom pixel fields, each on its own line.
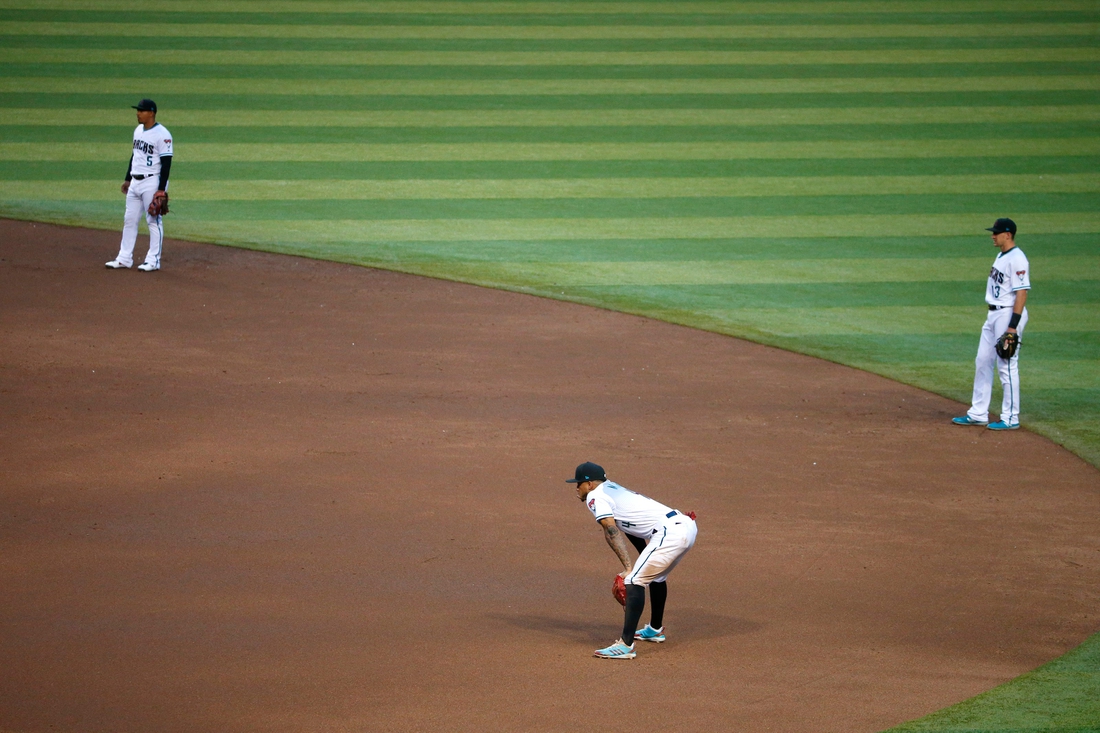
left=131, top=174, right=151, bottom=180
left=989, top=305, right=1007, bottom=311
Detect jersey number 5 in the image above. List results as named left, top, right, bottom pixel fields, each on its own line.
left=146, top=155, right=153, bottom=166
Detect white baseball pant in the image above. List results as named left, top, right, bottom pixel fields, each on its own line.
left=625, top=514, right=697, bottom=586
left=114, top=176, right=164, bottom=268
left=966, top=306, right=1028, bottom=426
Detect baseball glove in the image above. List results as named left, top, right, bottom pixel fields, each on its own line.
left=147, top=190, right=169, bottom=217
left=612, top=574, right=626, bottom=606
left=995, top=331, right=1019, bottom=359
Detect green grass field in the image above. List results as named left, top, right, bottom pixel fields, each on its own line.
left=1, top=1, right=1097, bottom=729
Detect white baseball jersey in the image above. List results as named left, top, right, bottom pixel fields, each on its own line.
left=585, top=481, right=675, bottom=538
left=986, top=246, right=1030, bottom=307
left=129, top=123, right=173, bottom=177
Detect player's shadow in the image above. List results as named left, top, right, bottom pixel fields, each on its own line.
left=486, top=613, right=614, bottom=644
left=486, top=609, right=761, bottom=644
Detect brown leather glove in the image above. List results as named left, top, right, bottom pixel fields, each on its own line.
left=147, top=190, right=169, bottom=217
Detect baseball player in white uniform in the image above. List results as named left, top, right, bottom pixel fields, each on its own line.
left=953, top=218, right=1030, bottom=430
left=106, top=98, right=172, bottom=271
left=567, top=461, right=698, bottom=660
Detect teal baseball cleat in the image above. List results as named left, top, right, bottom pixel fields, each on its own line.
left=987, top=421, right=1020, bottom=430
left=594, top=639, right=636, bottom=659
left=634, top=625, right=666, bottom=643
left=952, top=416, right=988, bottom=426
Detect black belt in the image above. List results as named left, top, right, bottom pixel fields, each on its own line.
left=989, top=305, right=1007, bottom=311
left=131, top=174, right=153, bottom=180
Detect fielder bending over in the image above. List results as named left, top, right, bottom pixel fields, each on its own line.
left=568, top=461, right=697, bottom=660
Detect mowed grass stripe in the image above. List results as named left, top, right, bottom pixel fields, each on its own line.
left=654, top=304, right=1100, bottom=336
left=148, top=213, right=1100, bottom=241
left=5, top=106, right=1097, bottom=127
left=858, top=358, right=1100, bottom=383
left=7, top=93, right=1099, bottom=112
left=801, top=343, right=1100, bottom=367
left=5, top=139, right=1096, bottom=161
left=7, top=11, right=1097, bottom=27
left=4, top=1, right=1095, bottom=14
left=9, top=125, right=1096, bottom=145
left=165, top=232, right=1094, bottom=260
left=7, top=175, right=1097, bottom=200
left=19, top=39, right=1051, bottom=55
left=7, top=159, right=1099, bottom=180
left=26, top=39, right=1095, bottom=55
left=3, top=21, right=1096, bottom=40
left=4, top=77, right=1096, bottom=96
left=9, top=64, right=1094, bottom=84
left=384, top=256, right=1100, bottom=285
left=582, top=280, right=1100, bottom=308
left=5, top=48, right=1096, bottom=66
left=45, top=193, right=1098, bottom=219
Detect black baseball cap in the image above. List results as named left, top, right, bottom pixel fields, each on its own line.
left=566, top=461, right=606, bottom=484
left=132, top=99, right=157, bottom=113
left=986, top=218, right=1016, bottom=235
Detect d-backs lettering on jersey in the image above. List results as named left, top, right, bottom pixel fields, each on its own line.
left=585, top=481, right=674, bottom=538
left=130, top=123, right=173, bottom=177
left=986, top=247, right=1030, bottom=307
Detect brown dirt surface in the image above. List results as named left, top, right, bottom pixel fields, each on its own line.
left=1, top=219, right=1098, bottom=732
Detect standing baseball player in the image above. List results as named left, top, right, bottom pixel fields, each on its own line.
left=953, top=218, right=1030, bottom=430
left=106, top=99, right=172, bottom=271
left=567, top=461, right=697, bottom=660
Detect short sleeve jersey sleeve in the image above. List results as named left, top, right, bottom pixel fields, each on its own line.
left=585, top=487, right=614, bottom=522
left=158, top=129, right=173, bottom=158
left=1006, top=249, right=1030, bottom=292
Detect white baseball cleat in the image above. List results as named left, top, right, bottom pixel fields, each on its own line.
left=137, top=262, right=159, bottom=271
left=105, top=259, right=130, bottom=269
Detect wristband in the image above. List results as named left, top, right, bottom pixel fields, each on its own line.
left=1009, top=312, right=1021, bottom=329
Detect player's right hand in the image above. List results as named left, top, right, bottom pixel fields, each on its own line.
left=121, top=181, right=130, bottom=194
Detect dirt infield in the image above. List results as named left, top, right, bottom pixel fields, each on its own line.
left=1, top=219, right=1097, bottom=732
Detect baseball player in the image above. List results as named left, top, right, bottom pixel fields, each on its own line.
left=953, top=218, right=1030, bottom=430
left=106, top=99, right=172, bottom=271
left=567, top=461, right=697, bottom=660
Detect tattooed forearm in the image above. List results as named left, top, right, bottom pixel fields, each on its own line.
left=603, top=523, right=634, bottom=571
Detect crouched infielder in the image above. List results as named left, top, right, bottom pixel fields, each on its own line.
left=568, top=461, right=697, bottom=660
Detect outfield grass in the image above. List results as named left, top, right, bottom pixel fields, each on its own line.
left=0, top=1, right=1096, bottom=729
